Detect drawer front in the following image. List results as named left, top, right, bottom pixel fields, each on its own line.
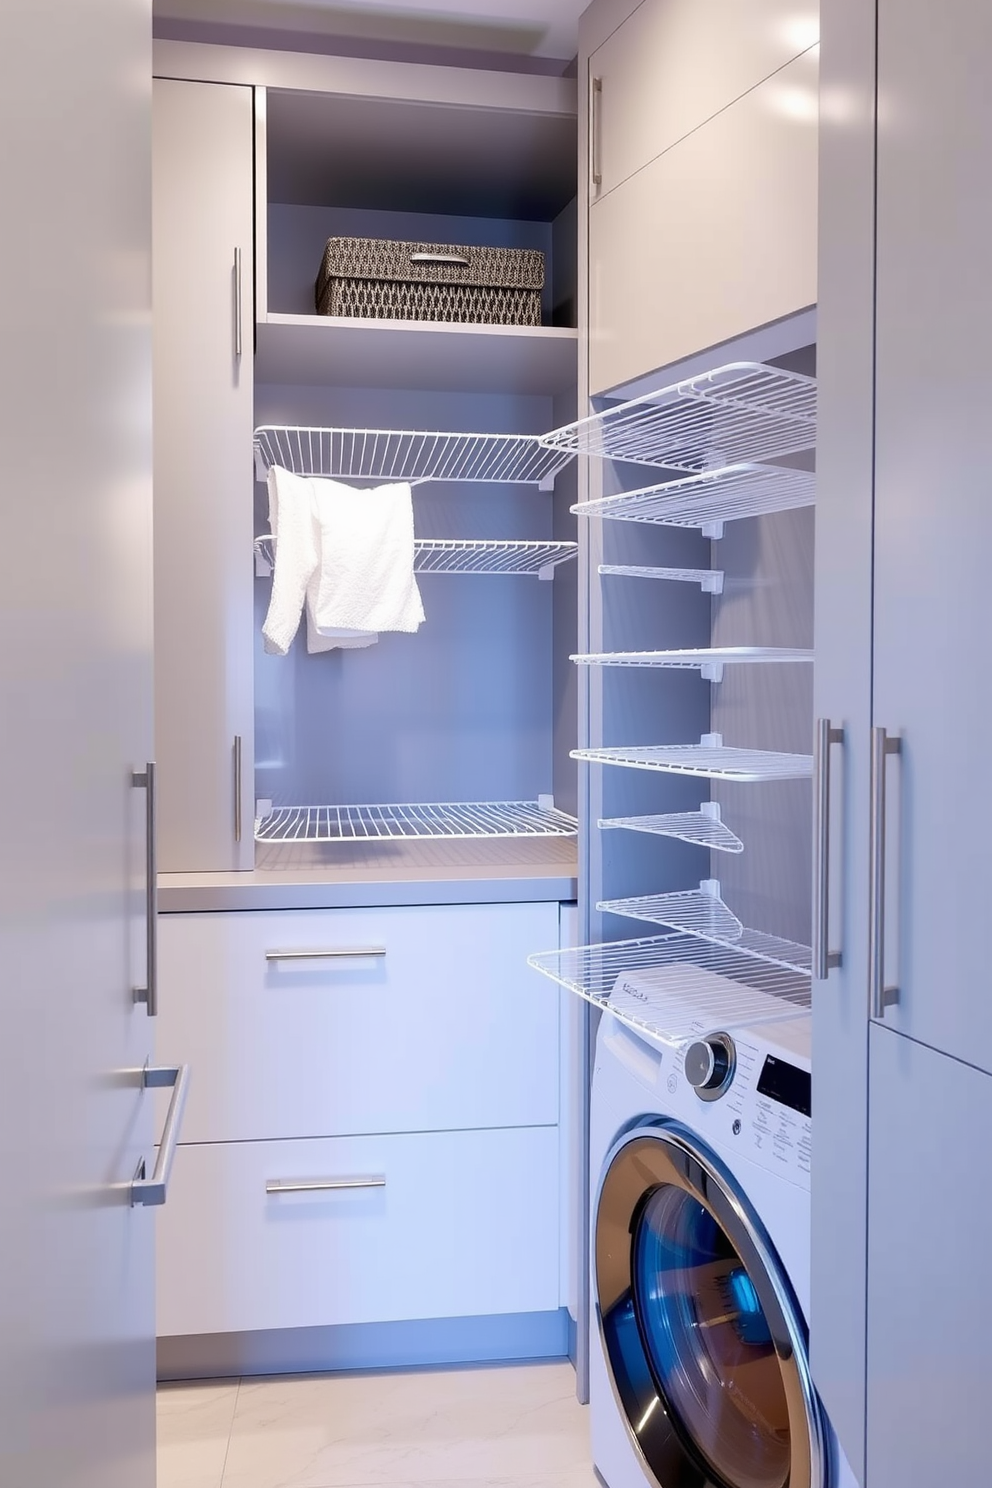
left=157, top=901, right=560, bottom=1142
left=157, top=1127, right=560, bottom=1337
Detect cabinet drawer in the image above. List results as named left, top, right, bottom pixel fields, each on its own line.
left=589, top=49, right=818, bottom=393
left=157, top=1127, right=560, bottom=1337
left=157, top=901, right=560, bottom=1142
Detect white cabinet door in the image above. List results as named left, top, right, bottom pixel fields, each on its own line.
left=589, top=0, right=818, bottom=200
left=153, top=79, right=255, bottom=872
left=157, top=1126, right=560, bottom=1336
left=0, top=1, right=156, bottom=1483
left=156, top=901, right=561, bottom=1141
left=589, top=47, right=818, bottom=393
left=865, top=1027, right=992, bottom=1487
left=870, top=0, right=992, bottom=1072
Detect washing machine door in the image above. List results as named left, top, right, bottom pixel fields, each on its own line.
left=595, top=1120, right=826, bottom=1488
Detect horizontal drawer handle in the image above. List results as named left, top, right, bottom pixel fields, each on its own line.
left=409, top=251, right=470, bottom=266
left=265, top=947, right=387, bottom=962
left=266, top=1176, right=386, bottom=1195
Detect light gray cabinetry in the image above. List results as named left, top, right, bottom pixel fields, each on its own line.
left=0, top=0, right=157, bottom=1481
left=153, top=78, right=255, bottom=873
left=865, top=1028, right=992, bottom=1488
left=586, top=0, right=818, bottom=393
left=588, top=0, right=818, bottom=199
left=815, top=0, right=992, bottom=1481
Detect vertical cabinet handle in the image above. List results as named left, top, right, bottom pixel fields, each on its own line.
left=233, top=735, right=243, bottom=845
left=590, top=75, right=603, bottom=190
left=131, top=1064, right=191, bottom=1207
left=812, top=719, right=844, bottom=979
left=234, top=246, right=243, bottom=360
left=131, top=763, right=158, bottom=1017
left=868, top=726, right=902, bottom=1019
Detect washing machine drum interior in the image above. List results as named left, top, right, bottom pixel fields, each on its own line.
left=596, top=1122, right=825, bottom=1488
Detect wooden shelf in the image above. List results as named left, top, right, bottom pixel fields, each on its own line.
left=255, top=314, right=578, bottom=394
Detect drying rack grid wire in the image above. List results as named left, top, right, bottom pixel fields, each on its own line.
left=571, top=646, right=814, bottom=669
left=599, top=564, right=724, bottom=593
left=253, top=426, right=573, bottom=487
left=574, top=463, right=816, bottom=529
left=254, top=800, right=579, bottom=843
left=596, top=892, right=811, bottom=975
left=572, top=744, right=813, bottom=782
left=541, top=362, right=816, bottom=471
left=527, top=931, right=812, bottom=1048
left=598, top=811, right=745, bottom=854
left=597, top=888, right=744, bottom=942
left=253, top=535, right=577, bottom=577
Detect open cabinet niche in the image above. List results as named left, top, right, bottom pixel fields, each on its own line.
left=251, top=80, right=579, bottom=873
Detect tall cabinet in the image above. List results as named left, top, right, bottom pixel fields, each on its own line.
left=152, top=46, right=581, bottom=1378
left=815, top=0, right=992, bottom=1483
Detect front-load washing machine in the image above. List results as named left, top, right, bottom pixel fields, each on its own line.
left=590, top=994, right=857, bottom=1488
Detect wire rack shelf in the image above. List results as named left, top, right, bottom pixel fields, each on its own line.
left=571, top=743, right=813, bottom=782
left=598, top=564, right=724, bottom=594
left=597, top=888, right=811, bottom=976
left=253, top=426, right=573, bottom=488
left=573, top=463, right=815, bottom=535
left=254, top=800, right=578, bottom=843
left=597, top=887, right=744, bottom=939
left=527, top=931, right=812, bottom=1048
left=254, top=535, right=578, bottom=578
left=571, top=646, right=813, bottom=681
left=540, top=362, right=816, bottom=472
left=598, top=807, right=744, bottom=854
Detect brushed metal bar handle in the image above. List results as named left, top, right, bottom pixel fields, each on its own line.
left=266, top=1176, right=386, bottom=1195
left=132, top=1064, right=191, bottom=1207
left=233, top=735, right=243, bottom=844
left=813, top=719, right=845, bottom=979
left=869, top=726, right=902, bottom=1018
left=265, top=947, right=387, bottom=962
left=409, top=252, right=470, bottom=266
left=131, top=763, right=158, bottom=1017
left=590, top=75, right=603, bottom=189
left=234, top=246, right=243, bottom=359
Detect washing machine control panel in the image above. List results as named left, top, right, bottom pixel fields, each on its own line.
left=668, top=1031, right=812, bottom=1184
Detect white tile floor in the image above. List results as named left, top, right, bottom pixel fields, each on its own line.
left=157, top=1362, right=597, bottom=1488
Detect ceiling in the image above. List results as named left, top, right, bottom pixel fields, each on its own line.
left=152, top=0, right=588, bottom=60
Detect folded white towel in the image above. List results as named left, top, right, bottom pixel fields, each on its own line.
left=310, top=477, right=425, bottom=638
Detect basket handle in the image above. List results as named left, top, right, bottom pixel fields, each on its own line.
left=409, top=251, right=471, bottom=266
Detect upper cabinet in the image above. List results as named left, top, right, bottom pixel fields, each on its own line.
left=586, top=0, right=819, bottom=393
left=589, top=0, right=819, bottom=200
left=153, top=79, right=256, bottom=872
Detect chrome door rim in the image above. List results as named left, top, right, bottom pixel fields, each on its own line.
left=594, top=1118, right=827, bottom=1488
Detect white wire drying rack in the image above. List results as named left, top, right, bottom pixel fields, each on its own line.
left=597, top=886, right=744, bottom=939
left=254, top=800, right=579, bottom=843
left=598, top=564, right=725, bottom=594
left=527, top=931, right=812, bottom=1048
left=572, top=743, right=814, bottom=782
left=573, top=463, right=815, bottom=536
left=540, top=362, right=816, bottom=472
left=254, top=535, right=578, bottom=578
left=571, top=646, right=813, bottom=682
left=253, top=426, right=574, bottom=489
left=598, top=806, right=744, bottom=854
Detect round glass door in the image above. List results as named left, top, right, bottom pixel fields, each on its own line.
left=595, top=1121, right=825, bottom=1488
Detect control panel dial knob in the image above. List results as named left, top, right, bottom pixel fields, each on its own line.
left=684, top=1033, right=736, bottom=1100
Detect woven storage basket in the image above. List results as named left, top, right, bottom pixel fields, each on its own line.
left=315, top=237, right=545, bottom=326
